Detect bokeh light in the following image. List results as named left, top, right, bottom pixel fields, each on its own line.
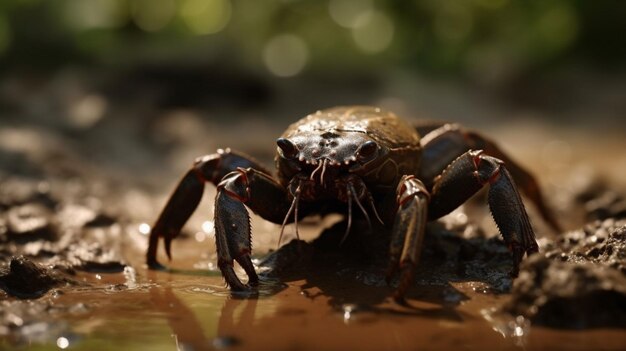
left=138, top=223, right=151, bottom=235
left=329, top=0, right=373, bottom=28
left=131, top=0, right=176, bottom=32
left=194, top=231, right=206, bottom=242
left=56, top=337, right=69, bottom=349
left=263, top=34, right=309, bottom=77
left=351, top=11, right=394, bottom=54
left=67, top=94, right=108, bottom=129
left=0, top=0, right=607, bottom=78
left=179, top=0, right=232, bottom=35
left=202, top=220, right=215, bottom=235
left=62, top=0, right=129, bottom=30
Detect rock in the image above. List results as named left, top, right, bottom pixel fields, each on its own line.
left=0, top=256, right=73, bottom=298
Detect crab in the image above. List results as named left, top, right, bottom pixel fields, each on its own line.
left=147, top=106, right=560, bottom=300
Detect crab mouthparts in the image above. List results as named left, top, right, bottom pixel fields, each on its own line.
left=309, top=158, right=330, bottom=186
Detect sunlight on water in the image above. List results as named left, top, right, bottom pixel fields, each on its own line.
left=56, top=336, right=69, bottom=349
left=342, top=304, right=356, bottom=324
left=138, top=223, right=151, bottom=235
left=202, top=220, right=215, bottom=235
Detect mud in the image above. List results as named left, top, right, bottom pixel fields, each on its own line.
left=1, top=117, right=626, bottom=349
left=544, top=219, right=626, bottom=272
left=0, top=176, right=127, bottom=300
left=498, top=181, right=626, bottom=329
left=502, top=219, right=626, bottom=328
left=0, top=256, right=75, bottom=299
left=504, top=254, right=626, bottom=329
left=1, top=167, right=626, bottom=349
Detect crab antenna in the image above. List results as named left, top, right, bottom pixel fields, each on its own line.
left=320, top=159, right=328, bottom=187
left=366, top=189, right=385, bottom=225
left=294, top=187, right=301, bottom=241
left=339, top=186, right=353, bottom=246
left=278, top=185, right=301, bottom=248
left=349, top=183, right=372, bottom=231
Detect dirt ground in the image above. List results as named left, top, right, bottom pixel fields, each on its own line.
left=1, top=70, right=625, bottom=350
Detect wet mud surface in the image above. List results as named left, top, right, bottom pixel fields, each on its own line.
left=503, top=220, right=626, bottom=329
left=1, top=169, right=625, bottom=350
left=1, top=111, right=626, bottom=350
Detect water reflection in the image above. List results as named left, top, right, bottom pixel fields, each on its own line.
left=217, top=297, right=256, bottom=343
left=148, top=276, right=210, bottom=350
left=208, top=275, right=472, bottom=350
left=481, top=308, right=530, bottom=348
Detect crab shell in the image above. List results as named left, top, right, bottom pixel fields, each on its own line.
left=274, top=106, right=423, bottom=191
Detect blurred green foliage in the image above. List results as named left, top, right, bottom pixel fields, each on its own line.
left=0, top=0, right=624, bottom=78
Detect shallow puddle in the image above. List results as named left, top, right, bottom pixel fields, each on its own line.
left=4, top=232, right=624, bottom=351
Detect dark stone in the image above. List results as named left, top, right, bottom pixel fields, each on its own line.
left=0, top=256, right=72, bottom=299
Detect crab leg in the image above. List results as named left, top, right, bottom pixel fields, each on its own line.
left=386, top=175, right=430, bottom=301
left=428, top=150, right=539, bottom=275
left=418, top=123, right=561, bottom=232
left=147, top=149, right=272, bottom=269
left=215, top=167, right=297, bottom=290
left=147, top=169, right=204, bottom=269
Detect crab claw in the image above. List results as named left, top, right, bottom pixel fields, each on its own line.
left=428, top=150, right=539, bottom=277
left=215, top=170, right=261, bottom=290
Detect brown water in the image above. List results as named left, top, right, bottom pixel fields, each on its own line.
left=8, top=229, right=622, bottom=351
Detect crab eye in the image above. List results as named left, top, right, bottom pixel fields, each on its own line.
left=276, top=138, right=298, bottom=158
left=357, top=140, right=378, bottom=159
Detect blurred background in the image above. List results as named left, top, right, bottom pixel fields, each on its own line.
left=0, top=0, right=625, bottom=200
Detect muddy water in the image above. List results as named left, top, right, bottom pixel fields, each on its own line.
left=5, top=226, right=622, bottom=351
left=35, top=265, right=626, bottom=351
